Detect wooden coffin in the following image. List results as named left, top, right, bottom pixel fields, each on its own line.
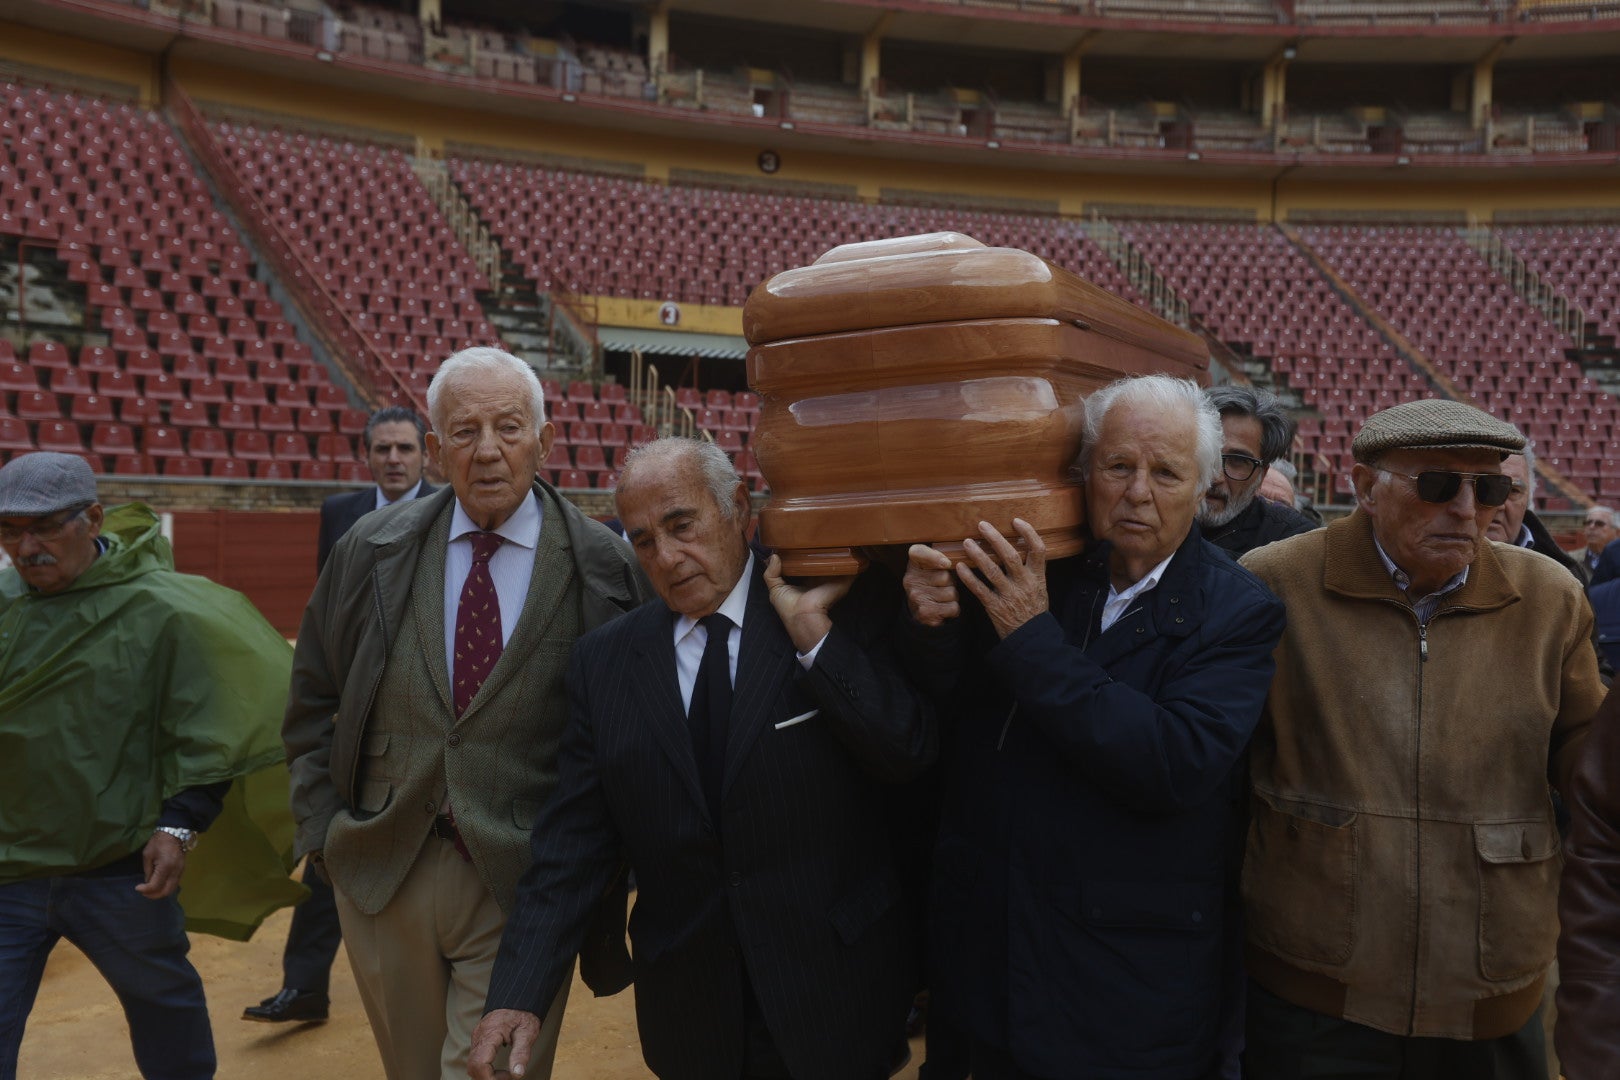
left=744, top=232, right=1208, bottom=575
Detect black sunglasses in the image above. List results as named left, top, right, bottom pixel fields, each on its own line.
left=1221, top=453, right=1264, bottom=483
left=1378, top=469, right=1514, bottom=508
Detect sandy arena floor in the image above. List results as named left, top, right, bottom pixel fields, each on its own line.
left=19, top=898, right=926, bottom=1079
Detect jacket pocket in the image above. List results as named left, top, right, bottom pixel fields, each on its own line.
left=1475, top=819, right=1561, bottom=981
left=355, top=777, right=393, bottom=815
left=1243, top=792, right=1358, bottom=966
left=511, top=797, right=542, bottom=831
left=356, top=729, right=393, bottom=782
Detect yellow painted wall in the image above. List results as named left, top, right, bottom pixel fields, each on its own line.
left=593, top=298, right=744, bottom=335
left=0, top=21, right=159, bottom=102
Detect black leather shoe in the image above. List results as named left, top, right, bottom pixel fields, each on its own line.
left=242, top=987, right=329, bottom=1023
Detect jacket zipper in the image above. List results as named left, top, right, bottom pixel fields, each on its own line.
left=1378, top=597, right=1428, bottom=1032
left=1411, top=614, right=1425, bottom=1031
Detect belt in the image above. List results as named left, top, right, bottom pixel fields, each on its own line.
left=432, top=813, right=473, bottom=863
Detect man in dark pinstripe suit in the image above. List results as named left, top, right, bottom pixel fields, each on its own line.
left=469, top=437, right=934, bottom=1080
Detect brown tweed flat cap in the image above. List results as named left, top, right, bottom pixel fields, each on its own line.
left=1352, top=399, right=1525, bottom=464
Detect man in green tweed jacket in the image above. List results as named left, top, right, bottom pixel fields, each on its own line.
left=283, top=348, right=646, bottom=1080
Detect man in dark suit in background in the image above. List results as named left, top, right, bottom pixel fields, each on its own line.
left=244, top=404, right=435, bottom=1024
left=469, top=437, right=934, bottom=1080
left=315, top=406, right=437, bottom=570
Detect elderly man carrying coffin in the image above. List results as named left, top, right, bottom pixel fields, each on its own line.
left=1239, top=400, right=1603, bottom=1079
left=898, top=375, right=1286, bottom=1079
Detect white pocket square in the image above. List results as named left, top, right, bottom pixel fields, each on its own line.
left=774, top=709, right=819, bottom=731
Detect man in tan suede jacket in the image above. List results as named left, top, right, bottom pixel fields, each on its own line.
left=1239, top=399, right=1603, bottom=1079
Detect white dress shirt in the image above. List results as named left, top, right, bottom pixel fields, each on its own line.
left=673, top=554, right=753, bottom=712
left=442, top=491, right=542, bottom=676
left=374, top=478, right=425, bottom=511
left=1100, top=551, right=1176, bottom=633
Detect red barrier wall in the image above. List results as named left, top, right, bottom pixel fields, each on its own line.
left=172, top=510, right=319, bottom=636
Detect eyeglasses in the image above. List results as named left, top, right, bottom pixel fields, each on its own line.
left=1221, top=453, right=1264, bottom=482
left=0, top=505, right=88, bottom=545
left=1586, top=518, right=1611, bottom=528
left=1378, top=469, right=1514, bottom=508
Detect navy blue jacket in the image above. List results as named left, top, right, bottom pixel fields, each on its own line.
left=898, top=529, right=1285, bottom=1080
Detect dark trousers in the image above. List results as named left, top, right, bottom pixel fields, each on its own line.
left=1244, top=980, right=1548, bottom=1080
left=917, top=985, right=972, bottom=1080
left=281, top=858, right=342, bottom=993
left=0, top=869, right=215, bottom=1080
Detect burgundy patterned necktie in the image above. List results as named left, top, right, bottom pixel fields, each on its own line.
left=453, top=531, right=505, bottom=717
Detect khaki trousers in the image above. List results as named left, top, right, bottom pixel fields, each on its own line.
left=334, top=837, right=570, bottom=1080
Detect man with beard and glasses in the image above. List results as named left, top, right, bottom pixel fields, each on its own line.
left=1198, top=385, right=1315, bottom=557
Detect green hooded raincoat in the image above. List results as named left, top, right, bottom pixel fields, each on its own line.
left=0, top=504, right=304, bottom=939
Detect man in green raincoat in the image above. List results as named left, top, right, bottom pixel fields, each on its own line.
left=0, top=452, right=302, bottom=1080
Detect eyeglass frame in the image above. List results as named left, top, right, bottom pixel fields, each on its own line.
left=1375, top=468, right=1514, bottom=508
left=1220, top=453, right=1265, bottom=483
left=0, top=504, right=91, bottom=546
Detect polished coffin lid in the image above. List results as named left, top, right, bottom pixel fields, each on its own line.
left=744, top=232, right=1208, bottom=574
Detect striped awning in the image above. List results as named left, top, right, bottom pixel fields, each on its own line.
left=597, top=327, right=749, bottom=360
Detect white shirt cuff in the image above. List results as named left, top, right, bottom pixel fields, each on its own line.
left=796, top=632, right=831, bottom=669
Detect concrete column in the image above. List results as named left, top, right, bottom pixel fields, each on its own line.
left=1471, top=41, right=1506, bottom=128
left=648, top=2, right=670, bottom=75
left=861, top=12, right=893, bottom=95
left=1062, top=32, right=1097, bottom=113
left=1261, top=47, right=1292, bottom=130
left=418, top=0, right=440, bottom=28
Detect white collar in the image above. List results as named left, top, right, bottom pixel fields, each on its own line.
left=448, top=489, right=540, bottom=551
left=375, top=479, right=422, bottom=510
left=1107, top=550, right=1176, bottom=606
left=673, top=552, right=754, bottom=646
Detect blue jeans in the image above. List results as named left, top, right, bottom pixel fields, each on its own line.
left=0, top=867, right=216, bottom=1080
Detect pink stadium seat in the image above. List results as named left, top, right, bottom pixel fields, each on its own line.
left=112, top=453, right=157, bottom=475
left=232, top=431, right=274, bottom=461
left=143, top=426, right=186, bottom=459
left=0, top=417, right=34, bottom=453
left=36, top=421, right=86, bottom=454
left=15, top=392, right=60, bottom=421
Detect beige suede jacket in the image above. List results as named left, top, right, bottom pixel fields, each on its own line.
left=1240, top=512, right=1602, bottom=1040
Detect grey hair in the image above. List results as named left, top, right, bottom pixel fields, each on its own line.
left=1204, top=384, right=1297, bottom=465
left=1079, top=375, right=1224, bottom=490
left=426, top=347, right=548, bottom=434
left=1518, top=440, right=1537, bottom=504
left=617, top=437, right=744, bottom=520
left=1591, top=505, right=1615, bottom=527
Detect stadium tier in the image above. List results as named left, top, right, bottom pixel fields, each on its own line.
left=3, top=69, right=1619, bottom=507
left=449, top=158, right=1139, bottom=309
left=1300, top=224, right=1615, bottom=497
left=211, top=122, right=499, bottom=392
left=0, top=82, right=370, bottom=480
left=163, top=0, right=1620, bottom=164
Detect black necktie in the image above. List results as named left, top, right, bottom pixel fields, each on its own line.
left=687, top=612, right=733, bottom=821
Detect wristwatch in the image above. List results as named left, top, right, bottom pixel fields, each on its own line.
left=154, top=826, right=198, bottom=852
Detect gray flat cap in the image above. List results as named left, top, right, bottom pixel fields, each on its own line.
left=0, top=452, right=99, bottom=517
left=1352, top=399, right=1525, bottom=464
